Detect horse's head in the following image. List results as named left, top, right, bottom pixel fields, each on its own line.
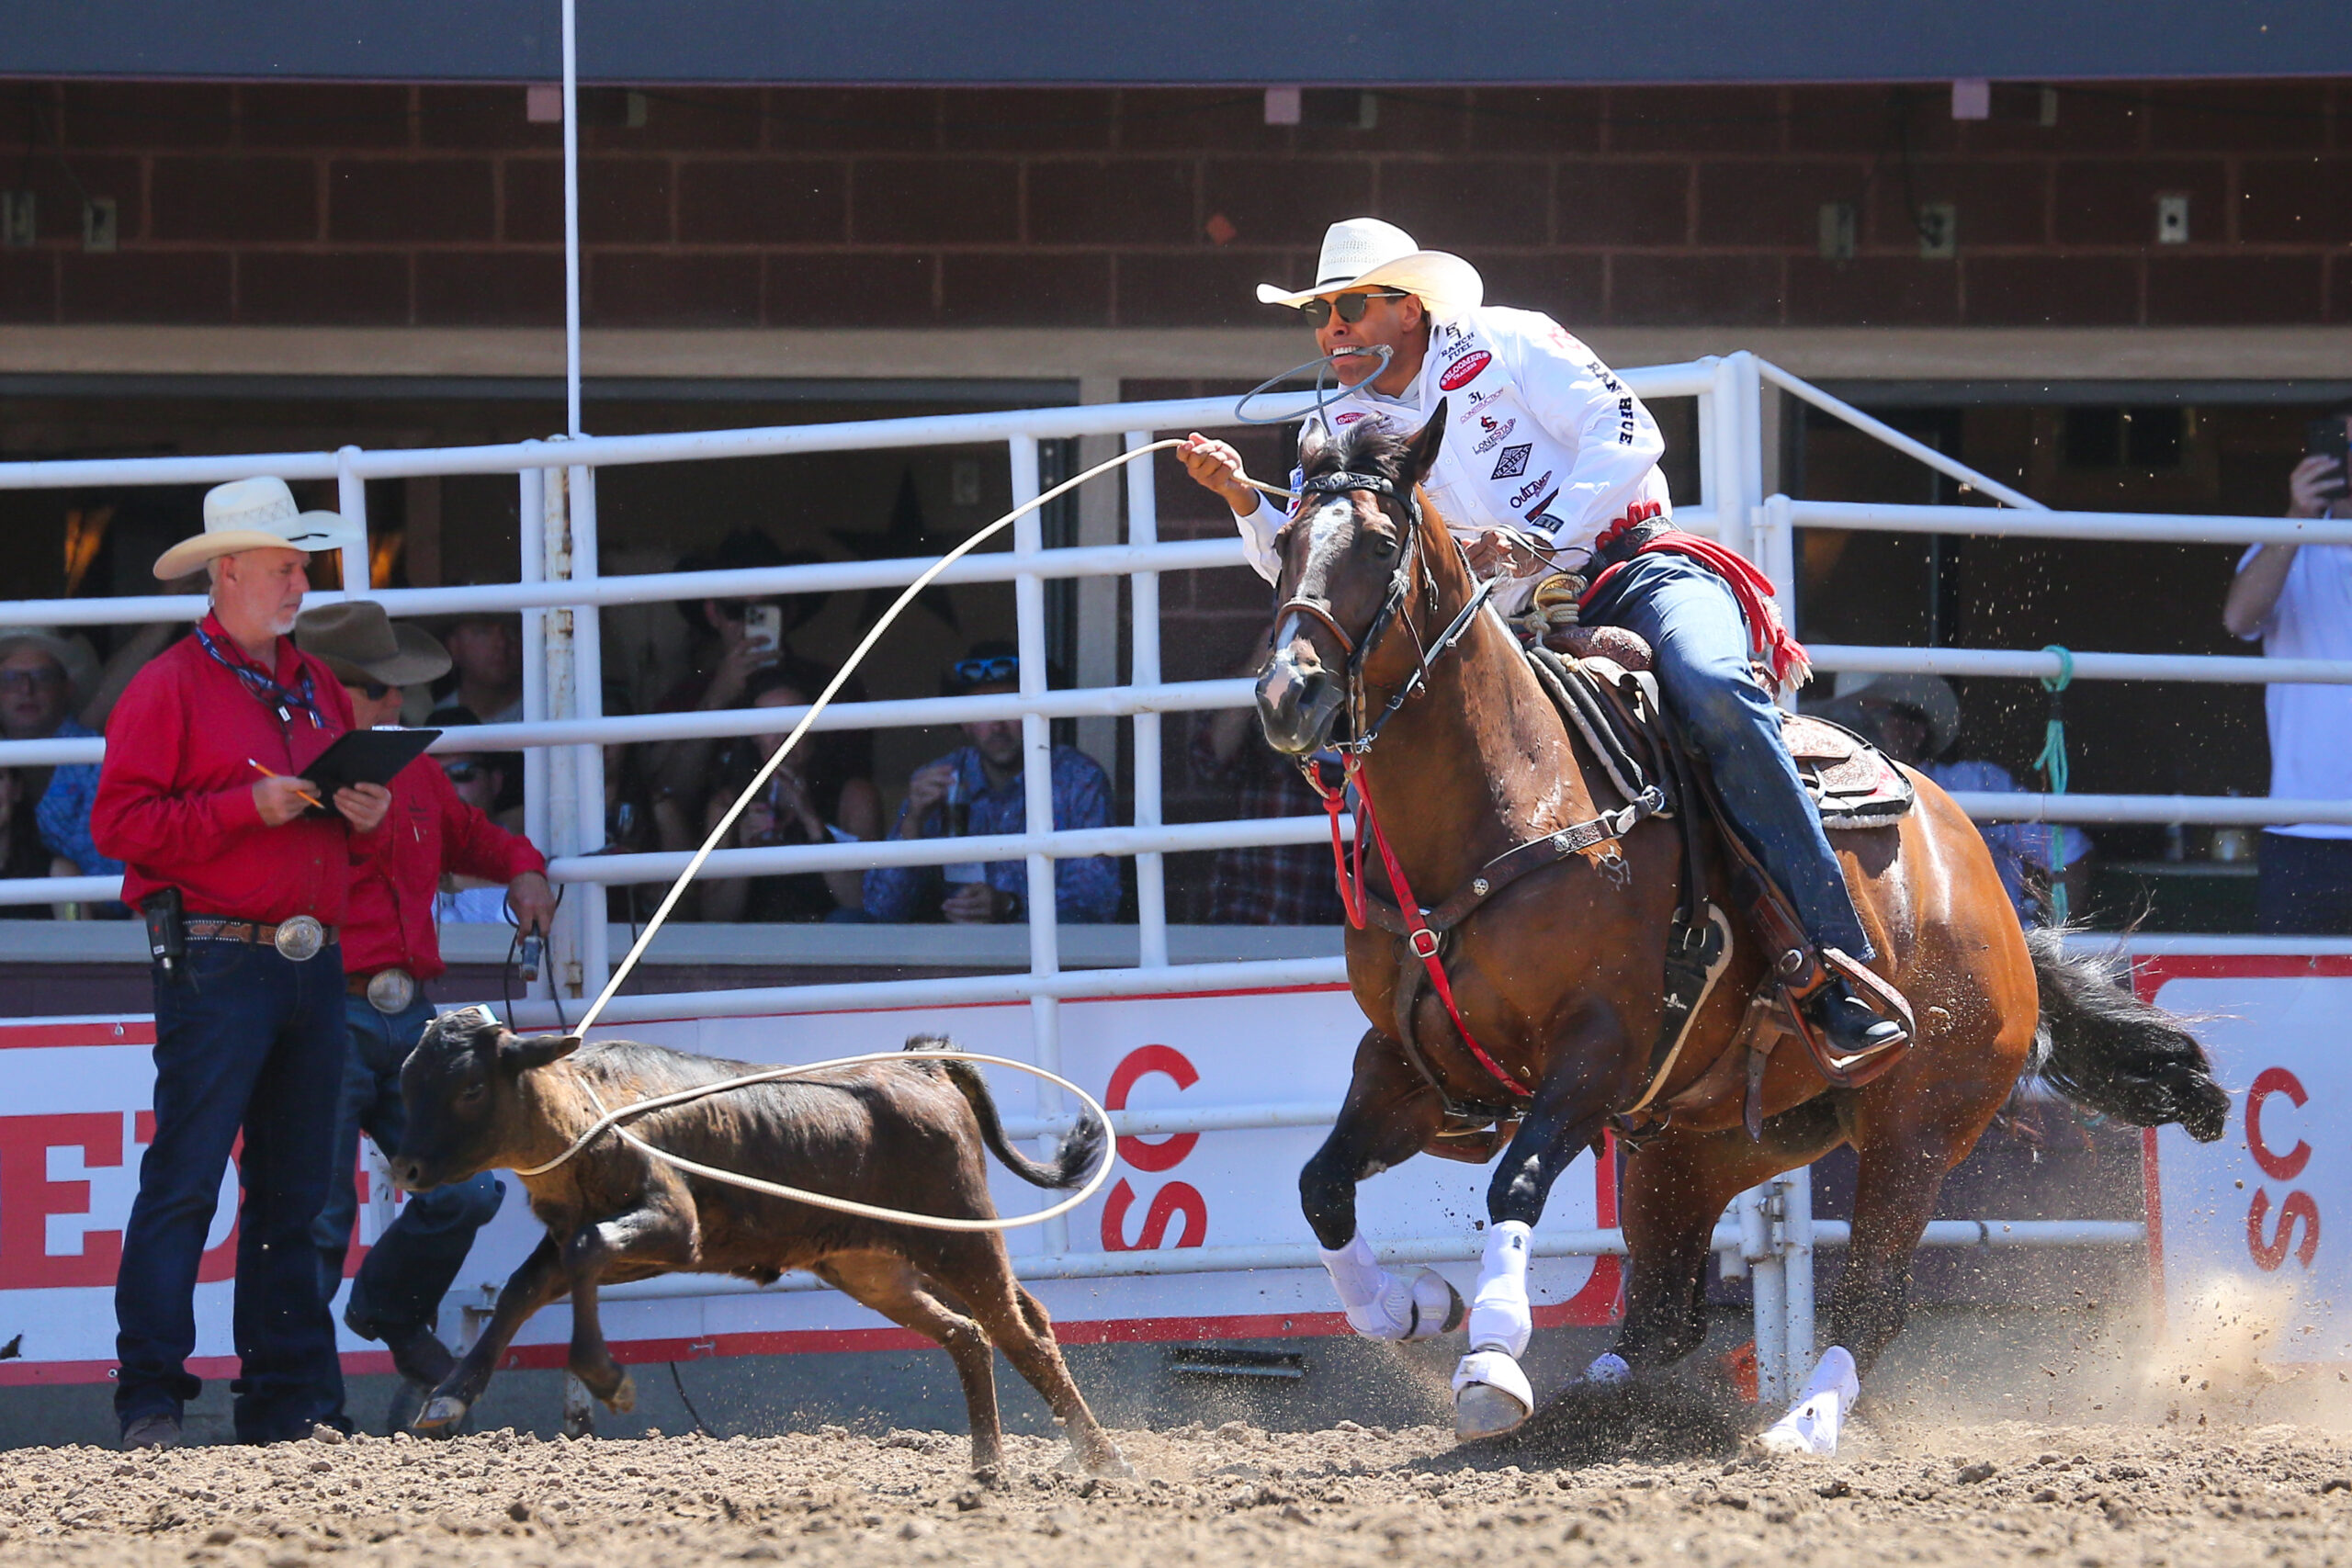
left=1256, top=403, right=1447, bottom=755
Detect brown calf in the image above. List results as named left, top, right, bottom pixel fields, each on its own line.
left=391, top=1009, right=1128, bottom=1476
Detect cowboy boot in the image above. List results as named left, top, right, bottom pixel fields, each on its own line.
left=1805, top=976, right=1905, bottom=1058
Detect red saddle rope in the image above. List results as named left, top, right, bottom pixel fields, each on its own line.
left=1302, top=754, right=1532, bottom=1102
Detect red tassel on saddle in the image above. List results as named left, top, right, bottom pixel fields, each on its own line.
left=1582, top=502, right=1814, bottom=691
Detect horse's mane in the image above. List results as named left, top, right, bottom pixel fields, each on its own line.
left=1302, top=418, right=1415, bottom=486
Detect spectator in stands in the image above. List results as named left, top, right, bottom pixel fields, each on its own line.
left=0, top=765, right=58, bottom=907
left=94, top=476, right=390, bottom=1449
left=2, top=627, right=107, bottom=878
left=423, top=706, right=526, bottom=921
left=648, top=528, right=824, bottom=841
left=433, top=611, right=524, bottom=725
left=2223, top=400, right=2352, bottom=934
left=598, top=682, right=659, bottom=923
left=698, top=662, right=882, bottom=922
left=1191, top=635, right=1345, bottom=925
left=1815, top=673, right=2088, bottom=925
left=294, top=603, right=550, bottom=1424
left=864, top=640, right=1119, bottom=924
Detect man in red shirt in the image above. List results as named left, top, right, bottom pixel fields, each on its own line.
left=293, top=603, right=552, bottom=1425
left=93, top=478, right=393, bottom=1450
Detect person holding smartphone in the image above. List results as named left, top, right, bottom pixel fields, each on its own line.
left=2223, top=401, right=2352, bottom=933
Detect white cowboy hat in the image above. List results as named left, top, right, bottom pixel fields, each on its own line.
left=1255, top=218, right=1485, bottom=320
left=153, top=476, right=362, bottom=581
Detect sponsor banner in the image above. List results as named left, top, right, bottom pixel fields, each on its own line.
left=0, top=987, right=1614, bottom=1382
left=2143, top=955, right=2352, bottom=1362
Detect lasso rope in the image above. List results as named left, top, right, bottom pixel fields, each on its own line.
left=525, top=434, right=1295, bottom=1230
left=1234, top=344, right=1395, bottom=426
left=2034, top=644, right=2074, bottom=924
left=514, top=1050, right=1119, bottom=1233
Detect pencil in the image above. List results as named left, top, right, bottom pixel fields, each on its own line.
left=247, top=759, right=326, bottom=811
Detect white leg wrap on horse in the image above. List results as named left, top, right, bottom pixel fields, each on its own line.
left=1757, top=1346, right=1860, bottom=1457
left=1317, top=1235, right=1460, bottom=1342
left=1465, top=1220, right=1533, bottom=1359
left=1577, top=1351, right=1633, bottom=1386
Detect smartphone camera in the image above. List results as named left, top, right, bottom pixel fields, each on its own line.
left=742, top=603, right=783, bottom=663
left=2306, top=416, right=2350, bottom=502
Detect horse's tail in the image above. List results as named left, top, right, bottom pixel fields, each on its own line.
left=906, top=1033, right=1108, bottom=1190
left=2024, top=928, right=2229, bottom=1143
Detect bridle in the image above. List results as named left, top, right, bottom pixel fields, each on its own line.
left=1272, top=468, right=1495, bottom=755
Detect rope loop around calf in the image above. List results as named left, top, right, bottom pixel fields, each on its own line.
left=512, top=1050, right=1119, bottom=1235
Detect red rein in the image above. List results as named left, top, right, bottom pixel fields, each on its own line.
left=1303, top=753, right=1532, bottom=1101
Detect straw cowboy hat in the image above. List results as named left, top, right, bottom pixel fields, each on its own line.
left=0, top=626, right=100, bottom=705
left=294, top=601, right=452, bottom=688
left=1832, top=672, right=1962, bottom=759
left=153, top=476, right=362, bottom=581
left=1256, top=218, right=1485, bottom=320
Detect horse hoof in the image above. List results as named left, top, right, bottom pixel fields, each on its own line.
left=1454, top=1382, right=1531, bottom=1442
left=1575, top=1351, right=1633, bottom=1387
left=1451, top=1348, right=1533, bottom=1442
left=414, top=1396, right=469, bottom=1431
left=604, top=1373, right=638, bottom=1415
left=1083, top=1447, right=1137, bottom=1481
left=1407, top=1269, right=1465, bottom=1341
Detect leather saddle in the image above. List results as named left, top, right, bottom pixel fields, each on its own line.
left=1546, top=624, right=1915, bottom=830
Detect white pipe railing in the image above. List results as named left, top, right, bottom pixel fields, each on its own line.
left=0, top=370, right=1712, bottom=497
left=1788, top=496, right=2352, bottom=548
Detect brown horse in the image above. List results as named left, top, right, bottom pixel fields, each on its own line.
left=1257, top=409, right=2228, bottom=1452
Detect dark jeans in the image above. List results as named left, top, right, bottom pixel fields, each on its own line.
left=1584, top=551, right=1874, bottom=960
left=2256, top=831, right=2352, bottom=935
left=116, top=937, right=350, bottom=1442
left=313, top=995, right=504, bottom=1344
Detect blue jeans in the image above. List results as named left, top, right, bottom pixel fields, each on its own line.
left=1584, top=552, right=1874, bottom=960
left=313, top=995, right=504, bottom=1344
left=116, top=937, right=351, bottom=1442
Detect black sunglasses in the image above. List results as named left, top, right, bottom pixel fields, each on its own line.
left=345, top=679, right=396, bottom=702
left=952, top=655, right=1019, bottom=685
left=1297, top=289, right=1408, bottom=329
left=441, top=761, right=488, bottom=784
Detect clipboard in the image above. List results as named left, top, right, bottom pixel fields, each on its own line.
left=299, top=727, right=442, bottom=813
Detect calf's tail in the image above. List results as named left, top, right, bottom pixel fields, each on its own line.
left=2026, top=927, right=2229, bottom=1143
left=904, top=1033, right=1109, bottom=1190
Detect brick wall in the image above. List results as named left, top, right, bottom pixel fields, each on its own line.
left=0, top=79, right=2346, bottom=330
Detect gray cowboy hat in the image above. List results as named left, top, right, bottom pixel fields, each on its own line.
left=295, top=601, right=452, bottom=688
left=1832, top=672, right=1962, bottom=759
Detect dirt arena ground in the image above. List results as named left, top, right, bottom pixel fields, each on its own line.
left=6, top=1401, right=2349, bottom=1568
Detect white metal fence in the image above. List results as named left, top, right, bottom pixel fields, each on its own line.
left=0, top=350, right=2313, bottom=1404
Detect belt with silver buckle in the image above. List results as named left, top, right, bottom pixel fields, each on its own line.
left=351, top=966, right=418, bottom=1014
left=183, top=914, right=334, bottom=963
